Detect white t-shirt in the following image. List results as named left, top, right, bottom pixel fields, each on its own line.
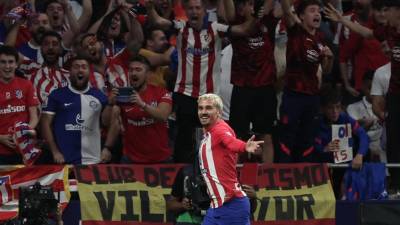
left=347, top=97, right=382, bottom=143
left=371, top=62, right=391, bottom=96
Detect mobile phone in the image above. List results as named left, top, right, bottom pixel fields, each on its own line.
left=116, top=87, right=134, bottom=103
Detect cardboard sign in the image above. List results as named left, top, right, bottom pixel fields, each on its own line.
left=331, top=124, right=353, bottom=163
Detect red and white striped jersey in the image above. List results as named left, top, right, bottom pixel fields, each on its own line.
left=105, top=48, right=131, bottom=88
left=19, top=57, right=41, bottom=77
left=174, top=20, right=229, bottom=98
left=198, top=120, right=247, bottom=208
left=29, top=66, right=69, bottom=105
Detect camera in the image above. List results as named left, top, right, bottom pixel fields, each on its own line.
left=116, top=87, right=135, bottom=103
left=184, top=174, right=210, bottom=214
left=14, top=182, right=58, bottom=225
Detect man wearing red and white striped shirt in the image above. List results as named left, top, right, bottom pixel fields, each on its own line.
left=28, top=31, right=69, bottom=106
left=197, top=94, right=262, bottom=225
left=147, top=0, right=257, bottom=163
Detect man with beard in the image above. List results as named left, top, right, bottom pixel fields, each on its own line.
left=41, top=56, right=113, bottom=165
left=339, top=0, right=389, bottom=100
left=197, top=93, right=262, bottom=225
left=29, top=31, right=69, bottom=105
left=141, top=27, right=172, bottom=87
left=102, top=55, right=173, bottom=163
left=5, top=13, right=52, bottom=69
left=146, top=0, right=257, bottom=163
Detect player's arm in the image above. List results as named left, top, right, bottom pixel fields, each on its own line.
left=41, top=113, right=65, bottom=164
left=372, top=95, right=386, bottom=122
left=324, top=3, right=374, bottom=39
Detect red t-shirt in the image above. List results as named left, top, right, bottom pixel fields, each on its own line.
left=339, top=13, right=389, bottom=90
left=230, top=13, right=278, bottom=87
left=0, top=77, right=39, bottom=155
left=120, top=85, right=172, bottom=163
left=285, top=24, right=325, bottom=95
left=374, top=25, right=400, bottom=94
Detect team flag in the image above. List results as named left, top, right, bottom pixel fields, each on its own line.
left=0, top=165, right=70, bottom=221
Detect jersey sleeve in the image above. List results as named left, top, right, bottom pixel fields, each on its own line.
left=214, top=127, right=246, bottom=153
left=370, top=64, right=390, bottom=96
left=159, top=89, right=173, bottom=105
left=42, top=91, right=58, bottom=114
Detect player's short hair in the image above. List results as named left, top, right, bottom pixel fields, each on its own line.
left=198, top=93, right=224, bottom=113
left=0, top=45, right=19, bottom=62
left=296, top=0, right=322, bottom=15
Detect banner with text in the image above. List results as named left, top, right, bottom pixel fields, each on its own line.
left=75, top=163, right=335, bottom=225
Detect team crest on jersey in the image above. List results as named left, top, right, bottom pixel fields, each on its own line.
left=5, top=92, right=11, bottom=99
left=89, top=100, right=99, bottom=110
left=15, top=90, right=23, bottom=99
left=201, top=33, right=211, bottom=44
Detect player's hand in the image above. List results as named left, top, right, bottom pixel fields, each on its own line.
left=324, top=139, right=340, bottom=152
left=323, top=3, right=343, bottom=23
left=0, top=134, right=16, bottom=149
left=245, top=135, right=264, bottom=153
left=53, top=151, right=65, bottom=164
left=101, top=147, right=112, bottom=163
left=352, top=154, right=363, bottom=170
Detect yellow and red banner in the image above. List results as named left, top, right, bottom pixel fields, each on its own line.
left=75, top=163, right=335, bottom=225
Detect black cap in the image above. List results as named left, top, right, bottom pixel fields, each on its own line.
left=383, top=0, right=400, bottom=7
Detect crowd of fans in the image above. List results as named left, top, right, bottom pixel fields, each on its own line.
left=0, top=0, right=399, bottom=203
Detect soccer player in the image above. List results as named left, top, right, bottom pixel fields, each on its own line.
left=41, top=56, right=113, bottom=165
left=197, top=93, right=263, bottom=225
left=0, top=46, right=39, bottom=164
left=278, top=0, right=334, bottom=162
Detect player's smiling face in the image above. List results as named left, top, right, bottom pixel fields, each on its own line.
left=0, top=54, right=17, bottom=83
left=185, top=0, right=206, bottom=30
left=198, top=99, right=221, bottom=128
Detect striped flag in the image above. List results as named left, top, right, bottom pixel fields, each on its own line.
left=0, top=165, right=70, bottom=222
left=13, top=122, right=42, bottom=166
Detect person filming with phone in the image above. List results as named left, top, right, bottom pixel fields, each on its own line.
left=104, top=55, right=173, bottom=164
